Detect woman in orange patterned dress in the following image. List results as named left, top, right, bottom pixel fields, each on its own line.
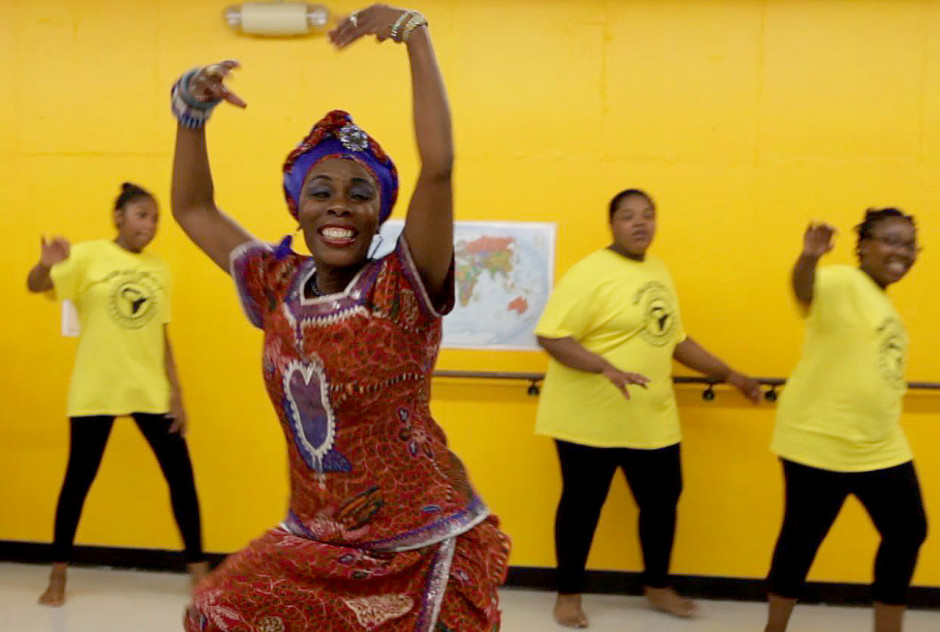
left=168, top=5, right=509, bottom=631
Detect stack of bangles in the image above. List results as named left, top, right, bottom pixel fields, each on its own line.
left=170, top=66, right=223, bottom=129
left=390, top=10, right=428, bottom=43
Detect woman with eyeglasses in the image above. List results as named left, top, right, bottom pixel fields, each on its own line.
left=764, top=209, right=927, bottom=632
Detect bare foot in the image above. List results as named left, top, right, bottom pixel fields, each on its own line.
left=38, top=563, right=67, bottom=607
left=644, top=586, right=697, bottom=618
left=187, top=561, right=210, bottom=591
left=553, top=593, right=589, bottom=628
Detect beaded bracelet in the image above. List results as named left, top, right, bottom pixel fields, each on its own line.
left=170, top=68, right=222, bottom=129
left=400, top=11, right=428, bottom=43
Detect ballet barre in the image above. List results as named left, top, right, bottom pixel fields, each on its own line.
left=431, top=371, right=940, bottom=401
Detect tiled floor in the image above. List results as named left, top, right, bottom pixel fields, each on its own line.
left=0, top=562, right=937, bottom=631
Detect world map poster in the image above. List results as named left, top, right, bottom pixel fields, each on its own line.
left=375, top=220, right=556, bottom=350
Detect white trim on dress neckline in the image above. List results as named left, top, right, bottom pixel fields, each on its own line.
left=296, top=259, right=372, bottom=306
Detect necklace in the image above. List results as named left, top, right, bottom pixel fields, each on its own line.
left=307, top=274, right=324, bottom=297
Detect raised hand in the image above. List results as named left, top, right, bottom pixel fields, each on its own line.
left=601, top=364, right=650, bottom=400
left=40, top=236, right=70, bottom=268
left=329, top=4, right=414, bottom=48
left=188, top=60, right=247, bottom=108
left=802, top=222, right=836, bottom=259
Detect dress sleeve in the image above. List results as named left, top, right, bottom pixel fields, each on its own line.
left=229, top=241, right=278, bottom=329
left=534, top=265, right=597, bottom=341
left=48, top=243, right=88, bottom=302
left=371, top=234, right=456, bottom=330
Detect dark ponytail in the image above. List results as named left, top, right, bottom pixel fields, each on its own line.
left=114, top=182, right=154, bottom=211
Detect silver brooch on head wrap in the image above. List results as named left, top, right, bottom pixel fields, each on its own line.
left=337, top=123, right=369, bottom=152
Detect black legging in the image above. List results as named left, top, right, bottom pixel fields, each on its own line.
left=766, top=459, right=927, bottom=605
left=554, top=440, right=682, bottom=593
left=51, top=414, right=204, bottom=564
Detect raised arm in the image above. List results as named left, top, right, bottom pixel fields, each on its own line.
left=792, top=222, right=835, bottom=308
left=26, top=236, right=70, bottom=293
left=399, top=25, right=453, bottom=295
left=537, top=335, right=650, bottom=399
left=170, top=61, right=254, bottom=272
left=331, top=6, right=454, bottom=297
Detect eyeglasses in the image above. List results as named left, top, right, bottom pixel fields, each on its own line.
left=870, top=236, right=923, bottom=254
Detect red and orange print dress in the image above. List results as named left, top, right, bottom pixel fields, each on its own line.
left=186, top=236, right=510, bottom=632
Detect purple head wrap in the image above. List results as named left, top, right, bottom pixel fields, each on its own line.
left=282, top=110, right=398, bottom=224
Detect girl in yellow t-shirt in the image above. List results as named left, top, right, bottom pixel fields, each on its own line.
left=26, top=183, right=206, bottom=606
left=765, top=209, right=926, bottom=632
left=536, top=188, right=762, bottom=626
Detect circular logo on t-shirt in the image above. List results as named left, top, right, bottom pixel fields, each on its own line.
left=107, top=270, right=161, bottom=329
left=876, top=318, right=906, bottom=387
left=634, top=281, right=677, bottom=346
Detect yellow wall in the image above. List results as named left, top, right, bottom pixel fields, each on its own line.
left=2, top=0, right=940, bottom=587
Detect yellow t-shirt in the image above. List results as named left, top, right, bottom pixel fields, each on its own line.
left=535, top=249, right=687, bottom=448
left=49, top=240, right=171, bottom=417
left=772, top=265, right=912, bottom=472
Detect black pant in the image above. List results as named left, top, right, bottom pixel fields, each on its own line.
left=554, top=440, right=683, bottom=593
left=766, top=459, right=927, bottom=605
left=51, top=414, right=204, bottom=564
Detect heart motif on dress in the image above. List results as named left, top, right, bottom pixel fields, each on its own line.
left=283, top=359, right=350, bottom=473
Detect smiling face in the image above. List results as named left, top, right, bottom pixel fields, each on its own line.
left=609, top=193, right=656, bottom=260
left=858, top=216, right=918, bottom=288
left=298, top=158, right=381, bottom=270
left=114, top=196, right=158, bottom=253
